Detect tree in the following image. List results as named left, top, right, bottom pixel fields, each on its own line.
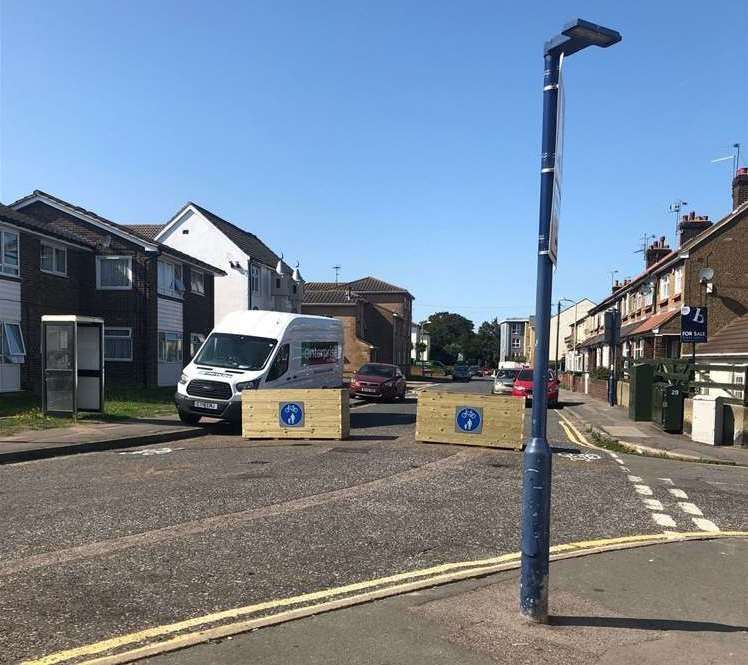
left=424, top=312, right=475, bottom=364
left=476, top=318, right=501, bottom=367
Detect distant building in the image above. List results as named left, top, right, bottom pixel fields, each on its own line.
left=498, top=317, right=534, bottom=365
left=302, top=277, right=413, bottom=373
left=548, top=298, right=596, bottom=369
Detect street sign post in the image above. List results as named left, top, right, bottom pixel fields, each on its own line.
left=546, top=53, right=564, bottom=266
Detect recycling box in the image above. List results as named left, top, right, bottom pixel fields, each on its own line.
left=690, top=394, right=724, bottom=446
left=242, top=389, right=349, bottom=440
left=415, top=391, right=525, bottom=449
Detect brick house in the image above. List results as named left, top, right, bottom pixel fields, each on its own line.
left=302, top=277, right=414, bottom=373
left=579, top=170, right=748, bottom=371
left=129, top=202, right=304, bottom=324
left=4, top=191, right=224, bottom=393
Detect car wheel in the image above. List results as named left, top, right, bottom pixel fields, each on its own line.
left=178, top=410, right=201, bottom=426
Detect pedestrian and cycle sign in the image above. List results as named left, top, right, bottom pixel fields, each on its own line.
left=681, top=306, right=707, bottom=343
left=279, top=401, right=305, bottom=427
left=455, top=406, right=483, bottom=434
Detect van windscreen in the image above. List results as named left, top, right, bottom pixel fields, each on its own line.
left=195, top=333, right=277, bottom=370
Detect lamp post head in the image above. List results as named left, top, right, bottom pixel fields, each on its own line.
left=545, top=18, right=621, bottom=56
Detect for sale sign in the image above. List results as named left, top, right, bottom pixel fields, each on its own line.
left=681, top=306, right=707, bottom=343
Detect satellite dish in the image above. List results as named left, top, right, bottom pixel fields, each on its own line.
left=698, top=267, right=714, bottom=283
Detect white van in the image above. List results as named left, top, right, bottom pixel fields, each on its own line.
left=175, top=310, right=344, bottom=424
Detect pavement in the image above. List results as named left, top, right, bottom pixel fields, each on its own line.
left=0, top=415, right=213, bottom=465
left=3, top=378, right=746, bottom=663
left=561, top=389, right=748, bottom=466
left=145, top=537, right=748, bottom=665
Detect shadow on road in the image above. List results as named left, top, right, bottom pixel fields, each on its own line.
left=351, top=411, right=416, bottom=429
left=550, top=615, right=748, bottom=633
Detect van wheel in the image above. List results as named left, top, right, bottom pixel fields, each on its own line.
left=178, top=410, right=201, bottom=426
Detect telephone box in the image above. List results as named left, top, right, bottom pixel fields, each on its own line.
left=41, top=315, right=105, bottom=416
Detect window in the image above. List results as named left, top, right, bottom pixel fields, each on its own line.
left=511, top=337, right=521, bottom=349
left=190, top=332, right=206, bottom=357
left=1, top=229, right=19, bottom=276
left=511, top=323, right=522, bottom=335
left=190, top=269, right=205, bottom=295
left=644, top=281, right=654, bottom=306
left=1, top=322, right=25, bottom=363
left=674, top=267, right=683, bottom=295
left=301, top=341, right=338, bottom=366
left=250, top=265, right=260, bottom=293
left=266, top=343, right=290, bottom=381
left=158, top=260, right=184, bottom=298
left=40, top=242, right=67, bottom=276
left=104, top=327, right=132, bottom=361
left=158, top=331, right=183, bottom=363
left=275, top=277, right=281, bottom=289
left=659, top=274, right=669, bottom=300
left=97, top=256, right=132, bottom=289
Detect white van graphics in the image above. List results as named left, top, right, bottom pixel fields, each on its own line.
left=175, top=311, right=343, bottom=424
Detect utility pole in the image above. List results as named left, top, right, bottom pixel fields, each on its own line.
left=332, top=265, right=341, bottom=285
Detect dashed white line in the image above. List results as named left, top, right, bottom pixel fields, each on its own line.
left=635, top=485, right=653, bottom=496
left=692, top=517, right=720, bottom=532
left=652, top=513, right=677, bottom=528
left=614, top=459, right=624, bottom=465
left=642, top=498, right=664, bottom=511
left=658, top=478, right=675, bottom=485
left=677, top=502, right=703, bottom=516
left=620, top=466, right=630, bottom=472
left=668, top=488, right=688, bottom=499
left=627, top=475, right=643, bottom=482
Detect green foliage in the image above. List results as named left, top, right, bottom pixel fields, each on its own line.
left=424, top=313, right=500, bottom=366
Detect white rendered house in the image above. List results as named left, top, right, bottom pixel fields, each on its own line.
left=137, top=203, right=304, bottom=324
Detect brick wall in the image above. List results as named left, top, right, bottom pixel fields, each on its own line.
left=183, top=266, right=215, bottom=365
left=588, top=378, right=608, bottom=401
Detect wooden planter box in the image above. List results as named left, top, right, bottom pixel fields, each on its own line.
left=415, top=391, right=525, bottom=449
left=242, top=389, right=350, bottom=440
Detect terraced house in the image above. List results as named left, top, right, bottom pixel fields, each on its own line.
left=578, top=169, right=748, bottom=371
left=3, top=191, right=224, bottom=393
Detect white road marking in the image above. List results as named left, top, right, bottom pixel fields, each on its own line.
left=635, top=485, right=653, bottom=496
left=692, top=517, right=720, bottom=532
left=609, top=453, right=620, bottom=460
left=652, top=513, right=677, bottom=528
left=620, top=466, right=629, bottom=472
left=643, top=498, right=664, bottom=511
left=668, top=488, right=688, bottom=499
left=614, top=459, right=624, bottom=465
left=658, top=478, right=675, bottom=485
left=119, top=448, right=183, bottom=456
left=627, top=475, right=643, bottom=482
left=677, top=502, right=703, bottom=516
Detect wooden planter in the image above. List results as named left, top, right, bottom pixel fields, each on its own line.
left=415, top=391, right=525, bottom=449
left=242, top=389, right=350, bottom=440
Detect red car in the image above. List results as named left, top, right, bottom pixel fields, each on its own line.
left=350, top=363, right=407, bottom=401
left=511, top=368, right=560, bottom=406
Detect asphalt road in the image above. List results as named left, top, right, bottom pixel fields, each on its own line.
left=2, top=378, right=745, bottom=663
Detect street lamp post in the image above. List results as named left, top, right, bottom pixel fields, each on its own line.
left=520, top=19, right=621, bottom=624
left=554, top=298, right=574, bottom=374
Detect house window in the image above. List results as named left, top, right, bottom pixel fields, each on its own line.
left=0, top=229, right=19, bottom=276
left=1, top=321, right=26, bottom=363
left=97, top=256, right=132, bottom=289
left=250, top=265, right=260, bottom=293
left=40, top=242, right=67, bottom=276
left=157, top=260, right=184, bottom=298
left=191, top=269, right=205, bottom=295
left=511, top=323, right=522, bottom=335
left=511, top=338, right=521, bottom=349
left=644, top=281, right=654, bottom=306
left=275, top=277, right=281, bottom=289
left=104, top=327, right=132, bottom=361
left=674, top=267, right=683, bottom=294
left=190, top=332, right=206, bottom=357
left=158, top=331, right=183, bottom=363
left=659, top=274, right=669, bottom=300
left=266, top=343, right=290, bottom=381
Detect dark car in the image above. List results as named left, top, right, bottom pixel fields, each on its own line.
left=350, top=363, right=406, bottom=401
left=451, top=364, right=471, bottom=382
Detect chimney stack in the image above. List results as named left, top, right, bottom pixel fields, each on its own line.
left=678, top=211, right=712, bottom=246
left=734, top=167, right=748, bottom=210
left=645, top=236, right=671, bottom=268
left=611, top=279, right=623, bottom=295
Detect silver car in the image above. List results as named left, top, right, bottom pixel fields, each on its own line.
left=492, top=369, right=518, bottom=395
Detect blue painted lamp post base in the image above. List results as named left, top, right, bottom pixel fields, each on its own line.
left=520, top=436, right=553, bottom=622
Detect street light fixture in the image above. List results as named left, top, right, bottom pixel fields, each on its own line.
left=520, top=18, right=621, bottom=625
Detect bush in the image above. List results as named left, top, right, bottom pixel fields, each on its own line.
left=591, top=367, right=610, bottom=381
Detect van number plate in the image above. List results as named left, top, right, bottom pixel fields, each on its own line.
left=194, top=401, right=220, bottom=410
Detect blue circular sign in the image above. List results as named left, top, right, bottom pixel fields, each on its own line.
left=280, top=402, right=304, bottom=427
left=456, top=407, right=482, bottom=433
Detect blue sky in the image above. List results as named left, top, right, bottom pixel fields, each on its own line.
left=1, top=1, right=746, bottom=326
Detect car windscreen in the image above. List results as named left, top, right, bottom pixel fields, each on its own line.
left=194, top=333, right=277, bottom=370
left=516, top=369, right=534, bottom=381
left=358, top=364, right=394, bottom=378
left=498, top=370, right=518, bottom=380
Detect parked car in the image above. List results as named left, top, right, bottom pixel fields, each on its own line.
left=492, top=368, right=519, bottom=395
left=469, top=365, right=481, bottom=377
left=482, top=367, right=494, bottom=377
left=176, top=311, right=344, bottom=424
left=451, top=364, right=472, bottom=382
left=511, top=368, right=560, bottom=406
left=350, top=363, right=406, bottom=401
